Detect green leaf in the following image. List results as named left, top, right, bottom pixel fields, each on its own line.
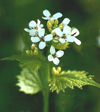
left=16, top=67, right=42, bottom=94
left=49, top=70, right=100, bottom=93
left=1, top=54, right=42, bottom=70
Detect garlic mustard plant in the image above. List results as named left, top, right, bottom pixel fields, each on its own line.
left=2, top=9, right=100, bottom=112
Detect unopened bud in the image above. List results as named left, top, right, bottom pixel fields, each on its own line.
left=49, top=28, right=52, bottom=32
left=26, top=50, right=30, bottom=55
left=51, top=31, right=56, bottom=36
left=49, top=19, right=54, bottom=25
left=55, top=70, right=59, bottom=75
left=52, top=67, right=56, bottom=75
left=34, top=50, right=38, bottom=55
left=47, top=21, right=52, bottom=28
left=35, top=47, right=38, bottom=51
left=59, top=23, right=63, bottom=30
left=54, top=19, right=59, bottom=25
left=31, top=50, right=34, bottom=56
left=57, top=67, right=61, bottom=72
left=31, top=44, right=35, bottom=50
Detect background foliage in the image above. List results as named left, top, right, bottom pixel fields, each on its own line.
left=0, top=0, right=100, bottom=112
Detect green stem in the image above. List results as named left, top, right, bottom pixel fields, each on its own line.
left=42, top=61, right=50, bottom=112
left=43, top=89, right=49, bottom=112
left=48, top=61, right=50, bottom=82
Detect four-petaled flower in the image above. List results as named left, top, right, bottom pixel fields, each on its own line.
left=48, top=46, right=64, bottom=65
left=31, top=29, right=53, bottom=49
left=53, top=26, right=71, bottom=44
left=65, top=26, right=81, bottom=45
left=24, top=9, right=81, bottom=65
left=24, top=19, right=43, bottom=36
left=42, top=9, right=62, bottom=20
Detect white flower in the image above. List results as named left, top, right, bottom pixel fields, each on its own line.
left=42, top=9, right=62, bottom=20
left=62, top=18, right=70, bottom=26
left=31, top=29, right=53, bottom=49
left=48, top=46, right=64, bottom=65
left=53, top=26, right=69, bottom=43
left=64, top=26, right=81, bottom=45
left=24, top=19, right=43, bottom=36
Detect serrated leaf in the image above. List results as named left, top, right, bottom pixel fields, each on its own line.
left=1, top=54, right=41, bottom=70
left=16, top=67, right=42, bottom=94
left=49, top=70, right=100, bottom=93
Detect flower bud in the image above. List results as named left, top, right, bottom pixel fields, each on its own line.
left=57, top=67, right=61, bottom=72
left=47, top=21, right=52, bottom=28
left=55, top=70, right=59, bottom=75
left=52, top=67, right=56, bottom=75
left=34, top=50, right=38, bottom=55
left=26, top=50, right=30, bottom=55
left=51, top=31, right=56, bottom=36
left=49, top=28, right=52, bottom=32
left=31, top=50, right=34, bottom=56
left=31, top=44, right=35, bottom=50
left=54, top=19, right=59, bottom=25
left=59, top=23, right=63, bottom=30
left=35, top=47, right=38, bottom=51
left=49, top=19, right=54, bottom=25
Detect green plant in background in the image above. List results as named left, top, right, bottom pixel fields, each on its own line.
left=1, top=9, right=100, bottom=112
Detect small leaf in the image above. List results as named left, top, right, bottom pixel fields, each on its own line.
left=49, top=70, right=100, bottom=93
left=16, top=67, right=42, bottom=94
left=1, top=54, right=42, bottom=70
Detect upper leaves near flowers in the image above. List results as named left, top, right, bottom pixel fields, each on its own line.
left=42, top=9, right=62, bottom=20
left=31, top=29, right=53, bottom=49
left=24, top=19, right=43, bottom=36
left=48, top=46, right=64, bottom=65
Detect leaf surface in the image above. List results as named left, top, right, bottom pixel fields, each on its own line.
left=49, top=70, right=100, bottom=93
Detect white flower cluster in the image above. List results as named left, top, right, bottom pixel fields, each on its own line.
left=24, top=9, right=81, bottom=65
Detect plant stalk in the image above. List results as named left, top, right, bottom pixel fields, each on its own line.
left=42, top=61, right=50, bottom=112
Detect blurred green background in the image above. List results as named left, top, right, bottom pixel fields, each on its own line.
left=0, top=0, right=100, bottom=112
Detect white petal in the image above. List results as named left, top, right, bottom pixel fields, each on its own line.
left=31, top=37, right=40, bottom=43
left=39, top=24, right=43, bottom=28
left=52, top=12, right=62, bottom=20
left=53, top=58, right=60, bottom=65
left=24, top=28, right=30, bottom=32
left=56, top=50, right=64, bottom=58
left=59, top=38, right=65, bottom=43
left=43, top=10, right=51, bottom=17
left=71, top=28, right=79, bottom=36
left=38, top=29, right=45, bottom=37
left=29, top=29, right=37, bottom=36
left=74, top=38, right=81, bottom=45
left=44, top=34, right=53, bottom=41
left=42, top=17, right=50, bottom=20
left=55, top=28, right=63, bottom=37
left=39, top=42, right=46, bottom=49
left=62, top=18, right=70, bottom=26
left=63, top=26, right=71, bottom=35
left=29, top=20, right=36, bottom=29
left=48, top=55, right=53, bottom=61
left=50, top=46, right=56, bottom=54
left=37, top=19, right=40, bottom=26
left=66, top=35, right=75, bottom=42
